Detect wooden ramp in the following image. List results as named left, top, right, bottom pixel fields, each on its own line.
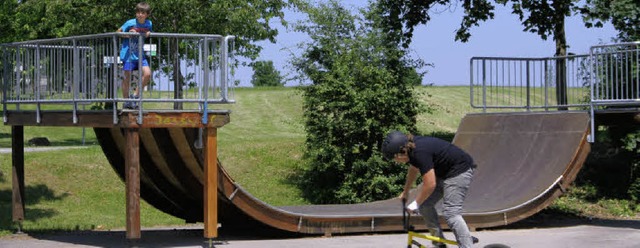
left=94, top=111, right=590, bottom=234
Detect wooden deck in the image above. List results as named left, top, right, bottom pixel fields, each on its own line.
left=6, top=109, right=230, bottom=240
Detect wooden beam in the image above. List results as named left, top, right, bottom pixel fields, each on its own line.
left=11, top=126, right=25, bottom=223
left=4, top=110, right=118, bottom=127
left=125, top=128, right=141, bottom=239
left=203, top=128, right=218, bottom=238
left=120, top=112, right=230, bottom=128
left=3, top=110, right=231, bottom=128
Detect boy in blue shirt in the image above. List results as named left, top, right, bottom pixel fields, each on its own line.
left=117, top=2, right=152, bottom=109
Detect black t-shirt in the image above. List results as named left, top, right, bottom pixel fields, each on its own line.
left=409, top=136, right=475, bottom=179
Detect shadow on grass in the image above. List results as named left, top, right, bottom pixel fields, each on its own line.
left=28, top=138, right=98, bottom=147
left=61, top=137, right=98, bottom=146
left=0, top=184, right=69, bottom=233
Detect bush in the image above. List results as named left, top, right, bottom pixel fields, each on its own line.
left=292, top=1, right=423, bottom=204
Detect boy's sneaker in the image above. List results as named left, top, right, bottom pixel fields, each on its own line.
left=123, top=101, right=133, bottom=109
left=126, top=94, right=140, bottom=109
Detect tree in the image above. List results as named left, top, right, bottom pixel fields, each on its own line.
left=578, top=0, right=640, bottom=206
left=579, top=0, right=640, bottom=42
left=377, top=0, right=591, bottom=108
left=250, top=61, right=284, bottom=87
left=291, top=0, right=425, bottom=204
left=0, top=0, right=18, bottom=43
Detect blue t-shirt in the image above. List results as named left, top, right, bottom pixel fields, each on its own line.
left=119, top=18, right=152, bottom=62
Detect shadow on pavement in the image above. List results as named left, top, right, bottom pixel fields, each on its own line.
left=26, top=225, right=308, bottom=248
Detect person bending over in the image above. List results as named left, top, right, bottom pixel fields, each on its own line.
left=383, top=130, right=476, bottom=248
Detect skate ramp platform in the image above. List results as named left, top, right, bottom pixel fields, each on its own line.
left=94, top=111, right=590, bottom=234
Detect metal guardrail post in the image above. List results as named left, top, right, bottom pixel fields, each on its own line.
left=2, top=46, right=8, bottom=123
left=526, top=60, right=530, bottom=111
left=36, top=44, right=42, bottom=124
left=137, top=34, right=144, bottom=124
left=112, top=34, right=119, bottom=124
left=72, top=39, right=79, bottom=124
left=221, top=36, right=230, bottom=102
left=202, top=38, right=210, bottom=125
left=482, top=59, right=487, bottom=112
left=469, top=58, right=474, bottom=110
left=588, top=47, right=595, bottom=143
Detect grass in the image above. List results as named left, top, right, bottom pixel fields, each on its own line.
left=0, top=86, right=637, bottom=236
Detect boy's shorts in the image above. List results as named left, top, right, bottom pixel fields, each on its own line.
left=123, top=58, right=149, bottom=71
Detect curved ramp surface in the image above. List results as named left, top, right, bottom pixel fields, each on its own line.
left=94, top=111, right=590, bottom=234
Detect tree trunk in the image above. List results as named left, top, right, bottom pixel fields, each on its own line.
left=554, top=1, right=568, bottom=111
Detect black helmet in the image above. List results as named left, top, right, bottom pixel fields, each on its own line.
left=382, top=131, right=408, bottom=160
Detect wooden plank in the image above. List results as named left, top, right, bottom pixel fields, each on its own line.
left=4, top=111, right=117, bottom=127
left=203, top=128, right=218, bottom=238
left=11, top=126, right=25, bottom=223
left=3, top=110, right=230, bottom=128
left=125, top=128, right=141, bottom=239
left=120, top=112, right=230, bottom=128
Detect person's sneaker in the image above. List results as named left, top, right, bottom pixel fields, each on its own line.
left=123, top=101, right=133, bottom=109
left=126, top=94, right=139, bottom=109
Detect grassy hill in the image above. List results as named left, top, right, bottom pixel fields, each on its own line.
left=0, top=86, right=635, bottom=236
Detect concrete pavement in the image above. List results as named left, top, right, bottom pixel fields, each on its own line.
left=1, top=219, right=638, bottom=247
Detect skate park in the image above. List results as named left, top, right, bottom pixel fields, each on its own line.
left=2, top=33, right=640, bottom=247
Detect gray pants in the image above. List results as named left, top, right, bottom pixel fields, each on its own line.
left=418, top=167, right=475, bottom=248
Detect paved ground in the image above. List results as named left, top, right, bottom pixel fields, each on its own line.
left=1, top=219, right=638, bottom=247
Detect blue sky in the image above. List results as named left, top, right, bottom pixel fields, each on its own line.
left=234, top=1, right=618, bottom=87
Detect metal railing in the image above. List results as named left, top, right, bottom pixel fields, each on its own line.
left=470, top=41, right=640, bottom=143
left=1, top=32, right=235, bottom=124
left=470, top=55, right=591, bottom=112
left=589, top=42, right=640, bottom=106
left=588, top=42, right=640, bottom=142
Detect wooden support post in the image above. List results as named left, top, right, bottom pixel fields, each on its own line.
left=204, top=127, right=218, bottom=238
left=125, top=128, right=141, bottom=239
left=11, top=126, right=25, bottom=226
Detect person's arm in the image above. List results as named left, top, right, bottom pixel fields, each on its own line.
left=406, top=168, right=436, bottom=212
left=399, top=165, right=419, bottom=200
left=414, top=168, right=436, bottom=205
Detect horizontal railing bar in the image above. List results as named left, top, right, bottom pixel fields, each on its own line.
left=1, top=32, right=225, bottom=47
